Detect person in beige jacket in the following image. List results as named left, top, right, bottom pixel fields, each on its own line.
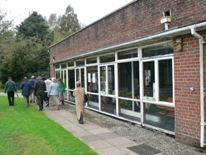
left=73, top=81, right=85, bottom=124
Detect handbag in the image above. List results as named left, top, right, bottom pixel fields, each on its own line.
left=84, top=94, right=88, bottom=103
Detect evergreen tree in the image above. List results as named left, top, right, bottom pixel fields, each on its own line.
left=16, top=11, right=54, bottom=45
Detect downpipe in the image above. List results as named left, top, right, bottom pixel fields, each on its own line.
left=191, top=28, right=205, bottom=147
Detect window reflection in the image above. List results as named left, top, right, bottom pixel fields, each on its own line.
left=159, top=59, right=173, bottom=102
left=101, top=96, right=116, bottom=115
left=118, top=61, right=139, bottom=99
left=144, top=102, right=175, bottom=131
left=87, top=66, right=98, bottom=93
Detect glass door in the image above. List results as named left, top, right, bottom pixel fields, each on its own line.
left=76, top=68, right=85, bottom=88
left=99, top=64, right=116, bottom=114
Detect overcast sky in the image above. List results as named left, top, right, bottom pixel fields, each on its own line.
left=0, top=0, right=134, bottom=26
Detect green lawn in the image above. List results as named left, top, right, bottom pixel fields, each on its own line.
left=0, top=96, right=98, bottom=155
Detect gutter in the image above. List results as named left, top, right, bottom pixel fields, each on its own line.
left=191, top=28, right=205, bottom=147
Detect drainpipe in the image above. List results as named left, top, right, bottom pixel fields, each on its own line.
left=191, top=28, right=205, bottom=147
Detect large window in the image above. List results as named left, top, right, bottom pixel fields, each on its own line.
left=118, top=61, right=139, bottom=99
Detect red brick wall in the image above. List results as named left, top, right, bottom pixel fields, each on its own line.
left=174, top=32, right=206, bottom=146
left=50, top=0, right=206, bottom=63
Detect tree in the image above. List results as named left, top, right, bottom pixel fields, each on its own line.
left=0, top=10, right=15, bottom=83
left=16, top=11, right=54, bottom=45
left=47, top=5, right=81, bottom=42
left=59, top=5, right=81, bottom=37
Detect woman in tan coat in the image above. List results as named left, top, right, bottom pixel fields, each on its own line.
left=73, top=81, right=85, bottom=124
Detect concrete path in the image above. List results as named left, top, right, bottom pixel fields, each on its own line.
left=43, top=108, right=142, bottom=155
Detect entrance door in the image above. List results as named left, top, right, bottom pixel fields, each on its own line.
left=99, top=65, right=115, bottom=95
left=99, top=64, right=116, bottom=114
left=75, top=68, right=85, bottom=88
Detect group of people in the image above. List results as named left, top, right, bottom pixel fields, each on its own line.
left=4, top=76, right=86, bottom=124
left=4, top=75, right=65, bottom=111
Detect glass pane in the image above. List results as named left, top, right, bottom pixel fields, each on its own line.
left=108, top=65, right=115, bottom=95
left=133, top=61, right=140, bottom=99
left=119, top=99, right=141, bottom=122
left=142, top=44, right=173, bottom=57
left=76, top=60, right=85, bottom=66
left=100, top=54, right=115, bottom=63
left=100, top=66, right=106, bottom=93
left=101, top=95, right=116, bottom=115
left=68, top=62, right=74, bottom=67
left=55, top=64, right=60, bottom=69
left=143, top=61, right=155, bottom=100
left=76, top=69, right=79, bottom=82
left=159, top=59, right=173, bottom=102
left=87, top=94, right=99, bottom=110
left=87, top=66, right=98, bottom=93
left=63, top=71, right=66, bottom=87
left=68, top=70, right=75, bottom=98
left=118, top=61, right=139, bottom=99
left=118, top=62, right=132, bottom=98
left=86, top=57, right=97, bottom=64
left=118, top=49, right=138, bottom=60
left=61, top=63, right=66, bottom=68
left=144, top=102, right=175, bottom=132
left=55, top=70, right=60, bottom=79
left=81, top=68, right=85, bottom=87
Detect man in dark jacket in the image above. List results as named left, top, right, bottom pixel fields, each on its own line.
left=34, top=76, right=46, bottom=111
left=20, top=77, right=32, bottom=107
left=4, top=77, right=17, bottom=106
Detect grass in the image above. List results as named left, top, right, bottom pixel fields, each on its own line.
left=0, top=96, right=98, bottom=155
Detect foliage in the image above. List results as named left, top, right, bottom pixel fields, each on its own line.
left=47, top=5, right=81, bottom=43
left=0, top=10, right=15, bottom=83
left=0, top=96, right=97, bottom=155
left=0, top=11, right=53, bottom=83
left=16, top=11, right=54, bottom=45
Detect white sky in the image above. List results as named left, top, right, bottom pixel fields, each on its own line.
left=0, top=0, right=134, bottom=27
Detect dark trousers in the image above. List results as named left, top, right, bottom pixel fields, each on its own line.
left=36, top=94, right=44, bottom=111
left=7, top=91, right=15, bottom=106
left=43, top=92, right=49, bottom=104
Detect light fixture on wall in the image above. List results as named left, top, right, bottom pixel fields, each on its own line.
left=161, top=10, right=172, bottom=30
left=53, top=56, right=55, bottom=62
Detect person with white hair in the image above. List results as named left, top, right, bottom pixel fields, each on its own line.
left=29, top=75, right=36, bottom=103
left=48, top=77, right=60, bottom=110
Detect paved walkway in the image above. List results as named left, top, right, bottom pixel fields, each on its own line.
left=43, top=107, right=141, bottom=155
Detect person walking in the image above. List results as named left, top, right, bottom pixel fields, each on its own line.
left=44, top=76, right=52, bottom=107
left=58, top=78, right=65, bottom=105
left=73, top=81, right=85, bottom=124
left=20, top=77, right=32, bottom=107
left=4, top=77, right=17, bottom=106
left=48, top=77, right=60, bottom=110
left=29, top=75, right=36, bottom=103
left=34, top=76, right=46, bottom=111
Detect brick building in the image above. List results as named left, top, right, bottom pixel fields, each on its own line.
left=49, top=0, right=206, bottom=147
